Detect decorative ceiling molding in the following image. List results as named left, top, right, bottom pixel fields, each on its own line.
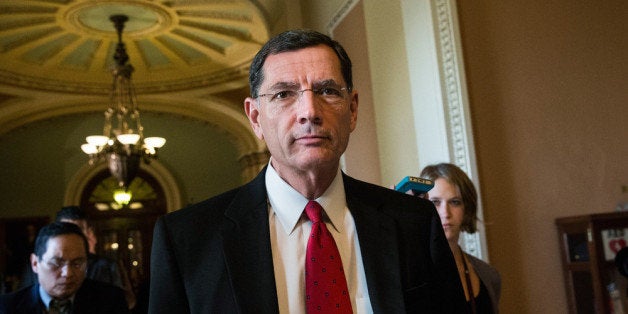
left=0, top=0, right=279, bottom=159
left=0, top=61, right=251, bottom=94
left=0, top=0, right=270, bottom=93
left=0, top=92, right=265, bottom=155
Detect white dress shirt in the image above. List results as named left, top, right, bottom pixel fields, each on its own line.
left=265, top=163, right=373, bottom=314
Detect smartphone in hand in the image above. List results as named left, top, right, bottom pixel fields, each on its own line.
left=395, top=176, right=434, bottom=195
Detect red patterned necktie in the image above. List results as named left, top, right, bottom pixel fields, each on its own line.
left=305, top=200, right=353, bottom=313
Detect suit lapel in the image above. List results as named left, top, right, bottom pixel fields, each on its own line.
left=221, top=170, right=279, bottom=313
left=218, top=171, right=406, bottom=313
left=343, top=174, right=406, bottom=313
left=72, top=279, right=92, bottom=313
left=25, top=284, right=44, bottom=313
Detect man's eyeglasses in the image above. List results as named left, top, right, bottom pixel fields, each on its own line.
left=256, top=87, right=348, bottom=106
left=41, top=258, right=87, bottom=272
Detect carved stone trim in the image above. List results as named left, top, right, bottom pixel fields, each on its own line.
left=433, top=0, right=484, bottom=259
left=462, top=230, right=481, bottom=258
left=64, top=160, right=183, bottom=213
left=0, top=62, right=250, bottom=94
left=434, top=0, right=468, bottom=170
left=326, top=0, right=359, bottom=35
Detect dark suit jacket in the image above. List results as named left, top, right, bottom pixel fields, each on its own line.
left=149, top=170, right=467, bottom=313
left=86, top=253, right=123, bottom=288
left=0, top=278, right=129, bottom=314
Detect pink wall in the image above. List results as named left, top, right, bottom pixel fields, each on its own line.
left=458, top=1, right=628, bottom=312
left=334, top=2, right=382, bottom=185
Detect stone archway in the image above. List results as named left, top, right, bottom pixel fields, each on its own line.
left=64, top=160, right=182, bottom=212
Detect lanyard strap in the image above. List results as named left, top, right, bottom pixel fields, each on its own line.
left=460, top=247, right=477, bottom=314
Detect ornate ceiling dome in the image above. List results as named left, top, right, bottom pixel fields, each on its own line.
left=0, top=0, right=273, bottom=94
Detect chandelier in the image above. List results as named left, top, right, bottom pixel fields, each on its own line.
left=81, top=15, right=165, bottom=188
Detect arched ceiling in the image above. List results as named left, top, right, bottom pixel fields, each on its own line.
left=0, top=0, right=276, bottom=94
left=0, top=0, right=285, bottom=154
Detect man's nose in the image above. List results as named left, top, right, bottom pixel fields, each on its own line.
left=59, top=264, right=71, bottom=277
left=296, top=90, right=322, bottom=124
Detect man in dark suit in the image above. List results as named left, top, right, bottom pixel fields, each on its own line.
left=55, top=206, right=136, bottom=309
left=149, top=29, right=467, bottom=313
left=55, top=206, right=124, bottom=288
left=20, top=207, right=127, bottom=290
left=0, top=222, right=128, bottom=314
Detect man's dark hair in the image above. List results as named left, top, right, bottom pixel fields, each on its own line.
left=249, top=29, right=353, bottom=98
left=33, top=222, right=89, bottom=259
left=56, top=205, right=88, bottom=222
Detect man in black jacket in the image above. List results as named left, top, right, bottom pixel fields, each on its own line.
left=149, top=29, right=467, bottom=313
left=18, top=206, right=136, bottom=309
left=55, top=206, right=125, bottom=289
left=0, top=222, right=128, bottom=314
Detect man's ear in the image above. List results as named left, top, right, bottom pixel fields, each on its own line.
left=30, top=253, right=39, bottom=274
left=244, top=97, right=264, bottom=140
left=349, top=91, right=359, bottom=132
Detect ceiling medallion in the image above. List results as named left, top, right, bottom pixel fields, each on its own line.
left=0, top=0, right=268, bottom=94
left=62, top=1, right=174, bottom=38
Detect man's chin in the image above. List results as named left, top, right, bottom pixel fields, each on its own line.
left=303, top=148, right=340, bottom=161
left=52, top=284, right=79, bottom=298
left=299, top=155, right=339, bottom=170
left=273, top=150, right=340, bottom=174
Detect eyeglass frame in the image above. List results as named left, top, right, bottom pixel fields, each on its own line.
left=255, top=86, right=350, bottom=105
left=39, top=257, right=87, bottom=273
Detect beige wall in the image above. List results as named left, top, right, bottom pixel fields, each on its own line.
left=458, top=1, right=628, bottom=312
left=329, top=0, right=628, bottom=312
left=333, top=2, right=382, bottom=185
left=361, top=0, right=419, bottom=184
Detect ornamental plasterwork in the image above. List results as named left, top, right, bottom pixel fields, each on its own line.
left=0, top=0, right=271, bottom=94
left=434, top=0, right=483, bottom=258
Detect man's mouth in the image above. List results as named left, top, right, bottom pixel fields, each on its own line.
left=295, top=134, right=328, bottom=144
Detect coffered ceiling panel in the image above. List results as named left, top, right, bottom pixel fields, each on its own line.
left=0, top=0, right=272, bottom=94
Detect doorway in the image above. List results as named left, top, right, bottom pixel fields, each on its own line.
left=79, top=169, right=166, bottom=309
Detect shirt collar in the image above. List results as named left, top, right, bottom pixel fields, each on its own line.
left=265, top=159, right=347, bottom=235
left=38, top=284, right=75, bottom=309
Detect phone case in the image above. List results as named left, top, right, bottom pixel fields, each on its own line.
left=395, top=176, right=434, bottom=194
